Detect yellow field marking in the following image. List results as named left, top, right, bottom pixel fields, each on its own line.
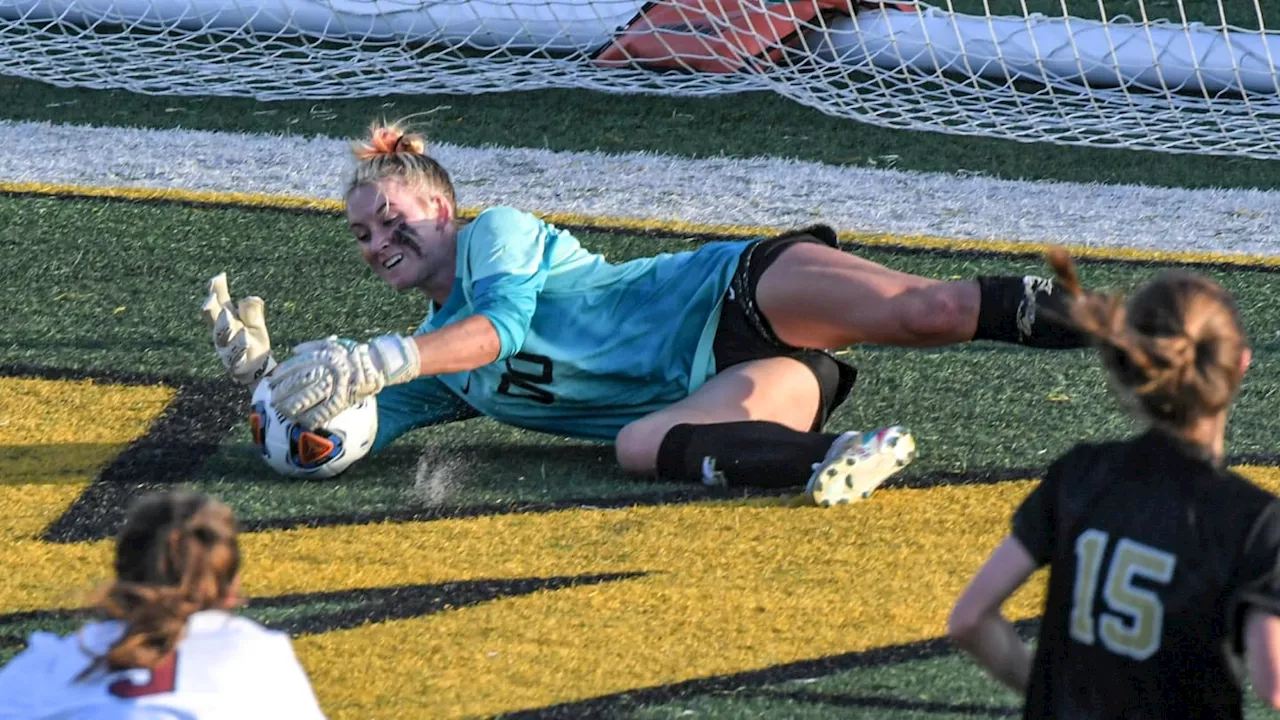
left=5, top=180, right=1280, bottom=270
left=6, top=376, right=1280, bottom=717
left=238, top=481, right=1042, bottom=718
left=0, top=377, right=173, bottom=540
left=0, top=378, right=172, bottom=611
left=1234, top=466, right=1280, bottom=493
left=0, top=181, right=342, bottom=214
left=262, top=465, right=1280, bottom=717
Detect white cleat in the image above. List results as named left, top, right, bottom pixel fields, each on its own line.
left=805, top=426, right=916, bottom=507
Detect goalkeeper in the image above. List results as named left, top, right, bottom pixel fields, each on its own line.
left=202, top=120, right=1088, bottom=505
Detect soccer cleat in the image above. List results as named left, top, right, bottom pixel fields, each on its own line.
left=805, top=426, right=916, bottom=507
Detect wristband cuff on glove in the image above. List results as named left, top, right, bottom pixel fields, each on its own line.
left=369, top=334, right=421, bottom=386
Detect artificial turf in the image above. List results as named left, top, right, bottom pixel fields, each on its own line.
left=5, top=69, right=1280, bottom=192
left=7, top=192, right=1280, bottom=717
left=11, top=193, right=1280, bottom=518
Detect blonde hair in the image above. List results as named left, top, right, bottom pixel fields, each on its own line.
left=77, top=490, right=240, bottom=680
left=1046, top=248, right=1248, bottom=429
left=347, top=119, right=456, bottom=213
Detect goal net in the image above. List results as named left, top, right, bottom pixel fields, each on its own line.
left=2, top=0, right=1279, bottom=159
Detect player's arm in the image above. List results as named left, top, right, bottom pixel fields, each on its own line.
left=409, top=314, right=501, bottom=376
left=1245, top=608, right=1280, bottom=708
left=269, top=207, right=546, bottom=428
left=947, top=536, right=1038, bottom=693
left=459, top=206, right=548, bottom=363
left=1234, top=499, right=1280, bottom=708
left=371, top=206, right=545, bottom=375
left=949, top=457, right=1061, bottom=694
left=369, top=376, right=481, bottom=455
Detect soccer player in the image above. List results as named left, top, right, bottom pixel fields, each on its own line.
left=948, top=249, right=1280, bottom=718
left=0, top=490, right=325, bottom=719
left=202, top=120, right=1089, bottom=505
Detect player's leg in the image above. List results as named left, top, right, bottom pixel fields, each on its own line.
left=749, top=226, right=1087, bottom=350
left=614, top=355, right=821, bottom=475
left=615, top=355, right=914, bottom=504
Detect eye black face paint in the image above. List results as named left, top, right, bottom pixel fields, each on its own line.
left=392, top=221, right=424, bottom=256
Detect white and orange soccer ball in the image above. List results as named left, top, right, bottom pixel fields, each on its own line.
left=249, top=380, right=377, bottom=478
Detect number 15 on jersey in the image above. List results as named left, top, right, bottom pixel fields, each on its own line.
left=1070, top=529, right=1177, bottom=661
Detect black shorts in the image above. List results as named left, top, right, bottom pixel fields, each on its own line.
left=711, top=225, right=857, bottom=432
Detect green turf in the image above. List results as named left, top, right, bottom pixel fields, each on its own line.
left=627, top=655, right=1021, bottom=719
left=627, top=652, right=1280, bottom=719
left=10, top=193, right=1280, bottom=716
left=4, top=71, right=1280, bottom=192
left=9, top=194, right=1280, bottom=525
left=191, top=417, right=686, bottom=523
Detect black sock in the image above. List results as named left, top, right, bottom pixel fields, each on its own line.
left=974, top=275, right=1089, bottom=349
left=655, top=422, right=840, bottom=489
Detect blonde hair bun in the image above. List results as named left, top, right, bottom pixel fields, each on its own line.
left=352, top=121, right=428, bottom=161
left=346, top=117, right=457, bottom=212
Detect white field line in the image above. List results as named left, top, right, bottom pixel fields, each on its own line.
left=2, top=119, right=1279, bottom=256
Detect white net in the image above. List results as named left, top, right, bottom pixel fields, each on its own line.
left=2, top=0, right=1279, bottom=159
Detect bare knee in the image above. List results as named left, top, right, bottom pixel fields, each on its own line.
left=615, top=419, right=664, bottom=475
left=898, top=284, right=977, bottom=343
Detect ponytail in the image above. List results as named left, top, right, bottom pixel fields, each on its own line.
left=1045, top=247, right=1247, bottom=428
left=77, top=491, right=240, bottom=680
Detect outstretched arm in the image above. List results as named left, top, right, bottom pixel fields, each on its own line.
left=267, top=309, right=514, bottom=429
left=270, top=208, right=548, bottom=428
left=410, top=314, right=501, bottom=376
left=267, top=312, right=509, bottom=430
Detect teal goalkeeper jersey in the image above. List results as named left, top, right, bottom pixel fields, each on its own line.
left=380, top=206, right=748, bottom=443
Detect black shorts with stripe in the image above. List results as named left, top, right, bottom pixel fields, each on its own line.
left=711, top=225, right=857, bottom=432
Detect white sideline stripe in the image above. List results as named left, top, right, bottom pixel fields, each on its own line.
left=2, top=119, right=1279, bottom=257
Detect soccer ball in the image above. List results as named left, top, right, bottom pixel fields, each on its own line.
left=248, top=380, right=378, bottom=479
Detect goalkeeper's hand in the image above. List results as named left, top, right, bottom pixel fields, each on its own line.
left=268, top=334, right=420, bottom=428
left=200, top=272, right=277, bottom=386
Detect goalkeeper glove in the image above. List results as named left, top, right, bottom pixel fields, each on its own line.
left=268, top=334, right=420, bottom=429
left=200, top=272, right=276, bottom=386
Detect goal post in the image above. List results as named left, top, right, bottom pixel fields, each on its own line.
left=2, top=0, right=1279, bottom=158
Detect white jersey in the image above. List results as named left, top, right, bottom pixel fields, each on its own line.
left=0, top=610, right=324, bottom=719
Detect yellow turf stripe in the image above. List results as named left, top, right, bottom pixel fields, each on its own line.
left=266, top=466, right=1280, bottom=718
left=0, top=474, right=1044, bottom=713
left=5, top=179, right=1280, bottom=269
left=241, top=482, right=1046, bottom=718
left=0, top=180, right=341, bottom=214
left=0, top=378, right=172, bottom=611
left=4, top=371, right=1279, bottom=717
left=0, top=378, right=173, bottom=541
left=1233, top=466, right=1280, bottom=494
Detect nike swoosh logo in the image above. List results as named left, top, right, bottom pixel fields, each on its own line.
left=461, top=373, right=472, bottom=395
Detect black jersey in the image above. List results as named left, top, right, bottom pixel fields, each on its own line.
left=1013, top=429, right=1280, bottom=720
